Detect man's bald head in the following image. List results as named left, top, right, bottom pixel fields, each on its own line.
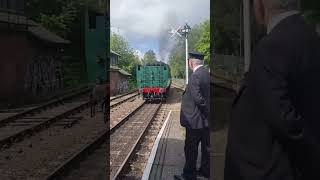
left=254, top=0, right=300, bottom=25
left=265, top=0, right=299, bottom=11
left=188, top=58, right=203, bottom=70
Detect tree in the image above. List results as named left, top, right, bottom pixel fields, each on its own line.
left=196, top=20, right=210, bottom=67
left=168, top=20, right=210, bottom=78
left=301, top=0, right=320, bottom=24
left=142, top=50, right=157, bottom=64
left=168, top=42, right=185, bottom=78
left=110, top=33, right=140, bottom=83
left=111, top=32, right=140, bottom=89
left=26, top=0, right=88, bottom=38
left=26, top=0, right=92, bottom=87
left=212, top=0, right=241, bottom=55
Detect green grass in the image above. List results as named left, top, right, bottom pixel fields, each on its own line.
left=128, top=78, right=137, bottom=91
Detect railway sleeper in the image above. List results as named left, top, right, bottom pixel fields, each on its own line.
left=54, top=119, right=81, bottom=128
left=21, top=117, right=51, bottom=119
left=9, top=123, right=39, bottom=126
left=12, top=119, right=49, bottom=123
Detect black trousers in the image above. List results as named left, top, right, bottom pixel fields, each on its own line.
left=183, top=128, right=210, bottom=179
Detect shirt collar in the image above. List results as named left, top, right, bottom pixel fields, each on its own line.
left=193, top=65, right=203, bottom=72
left=267, top=11, right=299, bottom=34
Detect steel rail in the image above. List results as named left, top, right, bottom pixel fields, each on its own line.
left=0, top=87, right=90, bottom=127
left=112, top=103, right=161, bottom=180
left=0, top=101, right=91, bottom=149
left=44, top=101, right=149, bottom=180
left=110, top=90, right=138, bottom=101
left=110, top=93, right=139, bottom=109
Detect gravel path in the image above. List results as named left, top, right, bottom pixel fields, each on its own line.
left=110, top=97, right=144, bottom=129
left=0, top=108, right=106, bottom=180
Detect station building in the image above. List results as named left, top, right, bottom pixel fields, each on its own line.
left=110, top=50, right=132, bottom=96
left=0, top=1, right=70, bottom=107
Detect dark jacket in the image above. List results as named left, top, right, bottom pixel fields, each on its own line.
left=225, top=14, right=320, bottom=180
left=180, top=66, right=210, bottom=129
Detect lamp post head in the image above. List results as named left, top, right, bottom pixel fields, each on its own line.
left=184, top=23, right=191, bottom=30
left=168, top=23, right=191, bottom=38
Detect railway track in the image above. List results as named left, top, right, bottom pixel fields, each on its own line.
left=117, top=104, right=169, bottom=179
left=0, top=106, right=106, bottom=179
left=0, top=89, right=91, bottom=149
left=110, top=90, right=138, bottom=101
left=0, top=87, right=90, bottom=125
left=45, top=102, right=162, bottom=180
left=110, top=91, right=139, bottom=108
left=110, top=103, right=161, bottom=179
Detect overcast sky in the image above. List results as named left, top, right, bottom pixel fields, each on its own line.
left=111, top=0, right=210, bottom=62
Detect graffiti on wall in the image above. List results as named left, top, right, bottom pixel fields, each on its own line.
left=24, top=55, right=63, bottom=97
left=116, top=79, right=128, bottom=94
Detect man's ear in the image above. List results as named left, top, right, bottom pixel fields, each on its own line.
left=254, top=0, right=266, bottom=25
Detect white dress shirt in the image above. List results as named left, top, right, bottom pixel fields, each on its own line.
left=193, top=65, right=203, bottom=73
left=267, top=11, right=300, bottom=34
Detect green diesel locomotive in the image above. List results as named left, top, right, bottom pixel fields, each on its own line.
left=136, top=62, right=171, bottom=101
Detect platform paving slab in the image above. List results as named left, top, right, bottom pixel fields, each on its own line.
left=148, top=109, right=209, bottom=180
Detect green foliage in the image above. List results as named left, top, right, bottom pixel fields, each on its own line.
left=27, top=0, right=87, bottom=38
left=168, top=39, right=185, bottom=79
left=26, top=0, right=90, bottom=88
left=142, top=50, right=157, bottom=64
left=110, top=33, right=141, bottom=81
left=196, top=20, right=210, bottom=67
left=128, top=78, right=138, bottom=91
left=301, top=0, right=320, bottom=24
left=168, top=19, right=210, bottom=78
left=212, top=0, right=241, bottom=55
left=211, top=0, right=320, bottom=56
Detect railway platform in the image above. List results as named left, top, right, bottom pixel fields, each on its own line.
left=142, top=101, right=210, bottom=180
left=141, top=83, right=235, bottom=180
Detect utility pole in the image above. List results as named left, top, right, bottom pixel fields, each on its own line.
left=184, top=28, right=189, bottom=84
left=169, top=23, right=191, bottom=84
left=185, top=37, right=188, bottom=84
left=243, top=0, right=251, bottom=72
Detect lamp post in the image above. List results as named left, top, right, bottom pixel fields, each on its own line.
left=243, top=0, right=251, bottom=72
left=179, top=23, right=191, bottom=84
left=169, top=23, right=191, bottom=85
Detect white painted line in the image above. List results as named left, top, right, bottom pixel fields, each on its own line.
left=141, top=110, right=172, bottom=180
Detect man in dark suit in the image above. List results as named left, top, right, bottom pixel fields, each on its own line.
left=225, top=0, right=320, bottom=179
left=174, top=52, right=210, bottom=180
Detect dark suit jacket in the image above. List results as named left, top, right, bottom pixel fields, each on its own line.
left=180, top=66, right=210, bottom=129
left=225, top=14, right=320, bottom=180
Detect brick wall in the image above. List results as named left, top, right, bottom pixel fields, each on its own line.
left=110, top=71, right=130, bottom=96
left=0, top=31, right=27, bottom=104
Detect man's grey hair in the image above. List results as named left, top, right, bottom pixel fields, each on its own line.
left=267, top=0, right=300, bottom=11
left=190, top=58, right=203, bottom=66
